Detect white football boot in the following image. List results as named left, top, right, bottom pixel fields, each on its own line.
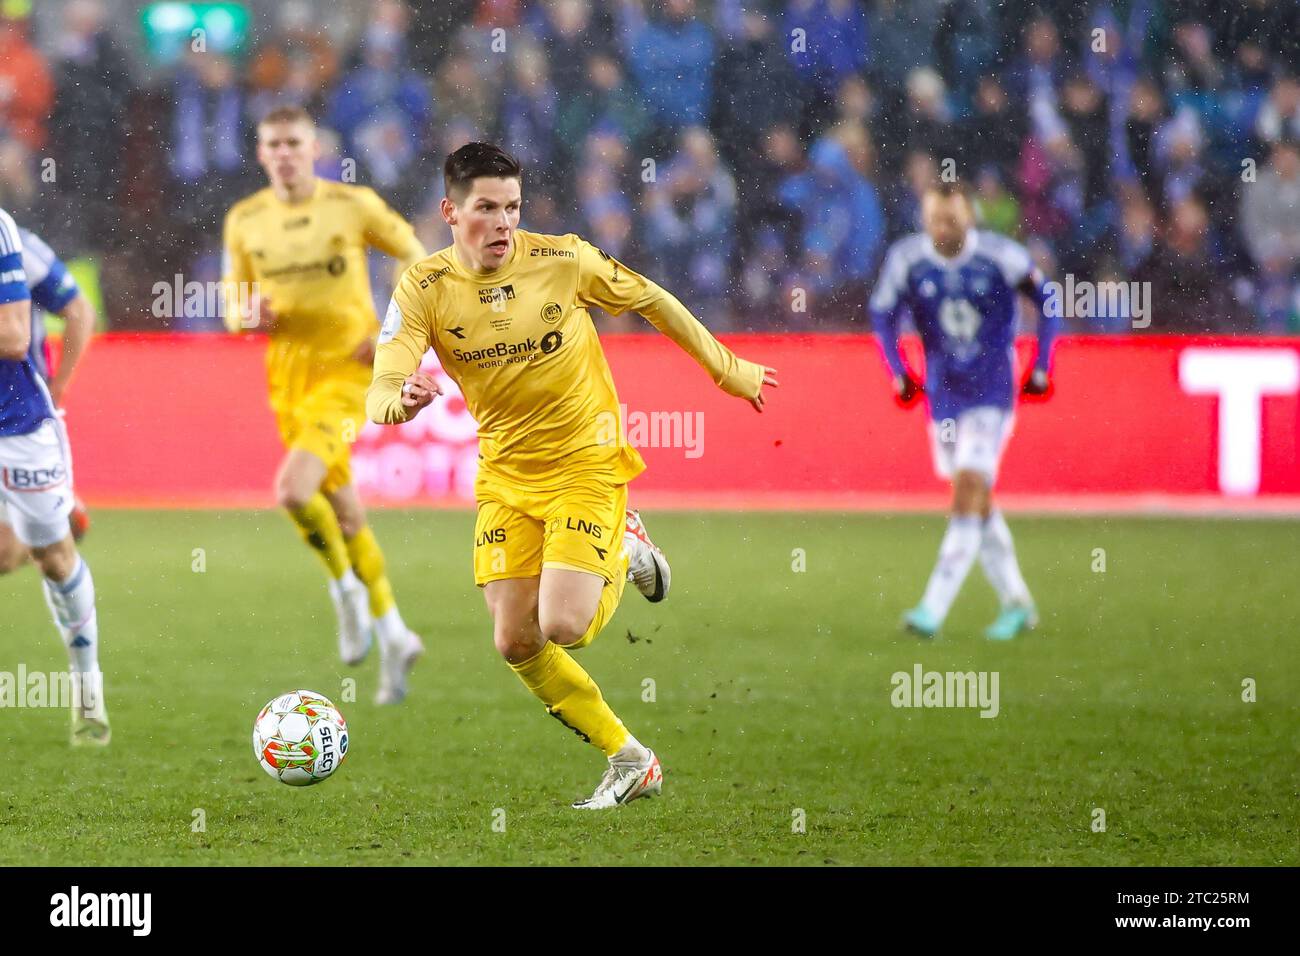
left=70, top=673, right=110, bottom=747
left=375, top=628, right=424, bottom=705
left=572, top=749, right=663, bottom=810
left=624, top=510, right=670, bottom=603
left=330, top=572, right=373, bottom=665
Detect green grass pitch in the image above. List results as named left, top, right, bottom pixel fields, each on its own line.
left=0, top=510, right=1296, bottom=866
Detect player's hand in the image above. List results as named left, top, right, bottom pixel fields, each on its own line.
left=750, top=366, right=779, bottom=413
left=893, top=373, right=924, bottom=408
left=351, top=337, right=376, bottom=366
left=245, top=293, right=279, bottom=333
left=400, top=371, right=443, bottom=417
left=1021, top=368, right=1052, bottom=399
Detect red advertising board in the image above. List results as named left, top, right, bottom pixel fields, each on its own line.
left=59, top=333, right=1300, bottom=510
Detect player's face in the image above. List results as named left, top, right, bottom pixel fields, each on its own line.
left=256, top=120, right=319, bottom=191
left=922, top=193, right=973, bottom=256
left=443, top=177, right=522, bottom=271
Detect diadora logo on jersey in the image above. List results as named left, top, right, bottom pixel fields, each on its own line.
left=478, top=284, right=516, bottom=305
left=447, top=325, right=466, bottom=340
left=419, top=266, right=452, bottom=289
left=283, top=216, right=311, bottom=229
left=596, top=247, right=621, bottom=282
left=476, top=528, right=506, bottom=545
left=529, top=248, right=574, bottom=258
left=3, top=464, right=67, bottom=492
left=541, top=302, right=562, bottom=324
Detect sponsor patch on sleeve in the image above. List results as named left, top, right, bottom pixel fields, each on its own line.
left=379, top=297, right=403, bottom=344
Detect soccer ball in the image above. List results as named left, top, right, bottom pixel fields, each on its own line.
left=252, top=690, right=349, bottom=786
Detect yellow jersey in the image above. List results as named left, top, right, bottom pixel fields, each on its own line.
left=221, top=178, right=426, bottom=360
left=367, top=229, right=763, bottom=486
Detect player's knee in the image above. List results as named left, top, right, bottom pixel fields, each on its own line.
left=30, top=537, right=78, bottom=581
left=493, top=626, right=545, bottom=664
left=952, top=471, right=988, bottom=516
left=335, top=510, right=365, bottom=539
left=275, top=480, right=313, bottom=512
left=539, top=608, right=591, bottom=648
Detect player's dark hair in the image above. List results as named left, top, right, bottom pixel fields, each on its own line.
left=925, top=180, right=973, bottom=204
left=444, top=143, right=522, bottom=203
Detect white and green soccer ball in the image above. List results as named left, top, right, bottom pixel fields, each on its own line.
left=252, top=690, right=349, bottom=786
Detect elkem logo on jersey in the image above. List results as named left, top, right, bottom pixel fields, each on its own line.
left=419, top=266, right=452, bottom=289
left=3, top=464, right=67, bottom=492
left=529, top=248, right=574, bottom=259
left=478, top=284, right=516, bottom=305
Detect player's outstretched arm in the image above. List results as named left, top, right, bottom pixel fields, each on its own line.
left=574, top=239, right=777, bottom=412
left=1016, top=261, right=1057, bottom=396
left=359, top=186, right=428, bottom=284
left=48, top=292, right=95, bottom=406
left=869, top=245, right=924, bottom=407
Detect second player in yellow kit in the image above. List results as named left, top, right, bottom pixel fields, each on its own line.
left=368, top=143, right=778, bottom=808
left=222, top=106, right=427, bottom=704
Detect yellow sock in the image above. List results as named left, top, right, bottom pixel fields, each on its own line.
left=510, top=642, right=629, bottom=757
left=345, top=525, right=396, bottom=617
left=566, top=550, right=629, bottom=650
left=287, top=493, right=349, bottom=579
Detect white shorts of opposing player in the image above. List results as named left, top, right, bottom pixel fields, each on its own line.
left=926, top=405, right=1014, bottom=484
left=0, top=417, right=107, bottom=741
left=918, top=406, right=1032, bottom=625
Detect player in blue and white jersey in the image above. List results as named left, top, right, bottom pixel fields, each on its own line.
left=869, top=182, right=1058, bottom=641
left=0, top=227, right=97, bottom=560
left=0, top=208, right=109, bottom=744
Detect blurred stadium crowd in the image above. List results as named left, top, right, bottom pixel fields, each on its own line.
left=1, top=0, right=1299, bottom=332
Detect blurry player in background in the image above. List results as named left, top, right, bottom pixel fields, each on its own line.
left=870, top=182, right=1058, bottom=640
left=222, top=106, right=427, bottom=703
left=368, top=143, right=777, bottom=808
left=0, top=227, right=96, bottom=573
left=0, top=208, right=109, bottom=744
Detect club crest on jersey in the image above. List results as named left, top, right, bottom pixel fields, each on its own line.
left=478, top=284, right=516, bottom=305
left=379, top=298, right=403, bottom=344
left=541, top=302, right=562, bottom=324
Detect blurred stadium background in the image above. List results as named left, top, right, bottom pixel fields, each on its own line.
left=1, top=0, right=1298, bottom=509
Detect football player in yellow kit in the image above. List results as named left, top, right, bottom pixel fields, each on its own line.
left=222, top=107, right=427, bottom=704
left=367, top=143, right=777, bottom=808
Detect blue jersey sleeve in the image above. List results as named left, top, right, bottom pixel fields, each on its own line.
left=31, top=257, right=78, bottom=314
left=989, top=234, right=1057, bottom=373
left=19, top=228, right=78, bottom=313
left=0, top=209, right=29, bottom=304
left=868, top=241, right=910, bottom=379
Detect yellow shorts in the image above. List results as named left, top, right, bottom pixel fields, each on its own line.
left=473, top=470, right=628, bottom=587
left=269, top=357, right=369, bottom=495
